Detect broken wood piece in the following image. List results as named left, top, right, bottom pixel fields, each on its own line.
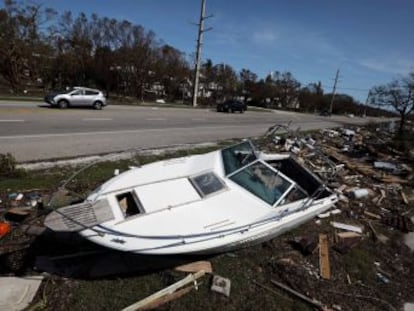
left=317, top=209, right=341, bottom=219
left=330, top=221, right=363, bottom=233
left=142, top=285, right=195, bottom=310
left=319, top=234, right=331, bottom=280
left=6, top=207, right=32, bottom=216
left=121, top=270, right=205, bottom=311
left=367, top=221, right=379, bottom=242
left=364, top=211, right=382, bottom=220
left=174, top=261, right=212, bottom=274
left=401, top=191, right=409, bottom=205
left=346, top=274, right=352, bottom=285
left=337, top=231, right=362, bottom=239
left=270, top=279, right=325, bottom=310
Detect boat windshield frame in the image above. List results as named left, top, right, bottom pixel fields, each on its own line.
left=227, top=159, right=295, bottom=206
left=221, top=140, right=258, bottom=176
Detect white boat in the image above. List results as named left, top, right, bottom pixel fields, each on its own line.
left=45, top=140, right=338, bottom=255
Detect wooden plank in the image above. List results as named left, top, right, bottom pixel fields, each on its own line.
left=337, top=231, right=362, bottom=239
left=330, top=221, right=363, bottom=233
left=401, top=191, right=409, bottom=204
left=142, top=285, right=195, bottom=310
left=319, top=234, right=331, bottom=280
left=174, top=261, right=212, bottom=274
left=364, top=211, right=382, bottom=220
left=121, top=270, right=205, bottom=311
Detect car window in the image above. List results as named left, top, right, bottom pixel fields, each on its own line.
left=72, top=90, right=83, bottom=95
left=85, top=90, right=99, bottom=95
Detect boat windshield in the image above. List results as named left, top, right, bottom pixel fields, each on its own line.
left=222, top=141, right=257, bottom=175
left=229, top=161, right=292, bottom=206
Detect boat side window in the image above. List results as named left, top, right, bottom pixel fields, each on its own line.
left=221, top=141, right=257, bottom=175
left=190, top=172, right=225, bottom=197
left=116, top=192, right=143, bottom=217
left=229, top=162, right=292, bottom=205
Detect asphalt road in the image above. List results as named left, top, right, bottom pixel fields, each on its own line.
left=0, top=101, right=377, bottom=162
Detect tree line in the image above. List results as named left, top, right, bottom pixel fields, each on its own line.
left=1, top=0, right=411, bottom=123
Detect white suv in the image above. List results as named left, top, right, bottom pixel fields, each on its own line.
left=44, top=87, right=107, bottom=110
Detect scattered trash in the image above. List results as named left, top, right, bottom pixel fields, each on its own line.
left=211, top=275, right=231, bottom=297
left=376, top=272, right=391, bottom=284
left=0, top=276, right=44, bottom=311
left=349, top=188, right=371, bottom=199
left=0, top=222, right=11, bottom=238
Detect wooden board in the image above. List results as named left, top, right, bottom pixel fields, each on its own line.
left=174, top=261, right=212, bottom=274
left=319, top=234, right=331, bottom=280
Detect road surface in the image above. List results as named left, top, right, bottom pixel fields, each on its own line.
left=0, top=101, right=378, bottom=162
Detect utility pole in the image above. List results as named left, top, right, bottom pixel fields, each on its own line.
left=329, top=69, right=340, bottom=115
left=363, top=90, right=371, bottom=117
left=192, top=0, right=212, bottom=107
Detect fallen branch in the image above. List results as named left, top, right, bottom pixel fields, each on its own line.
left=252, top=280, right=292, bottom=301
left=270, top=279, right=326, bottom=310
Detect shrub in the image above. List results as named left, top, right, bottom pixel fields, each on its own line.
left=0, top=153, right=17, bottom=177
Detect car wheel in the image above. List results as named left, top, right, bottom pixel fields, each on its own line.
left=58, top=100, right=69, bottom=109
left=93, top=101, right=103, bottom=110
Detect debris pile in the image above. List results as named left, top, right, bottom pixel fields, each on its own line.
left=256, top=122, right=414, bottom=310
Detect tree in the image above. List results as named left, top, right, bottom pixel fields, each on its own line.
left=299, top=82, right=324, bottom=112
left=213, top=63, right=238, bottom=100
left=0, top=0, right=56, bottom=91
left=239, top=68, right=257, bottom=101
left=371, top=72, right=414, bottom=135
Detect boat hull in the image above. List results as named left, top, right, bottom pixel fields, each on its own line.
left=80, top=195, right=337, bottom=255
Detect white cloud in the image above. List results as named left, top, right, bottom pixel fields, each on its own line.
left=252, top=29, right=279, bottom=45
left=358, top=58, right=414, bottom=75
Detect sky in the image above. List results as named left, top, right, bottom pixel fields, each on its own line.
left=35, top=1, right=414, bottom=102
